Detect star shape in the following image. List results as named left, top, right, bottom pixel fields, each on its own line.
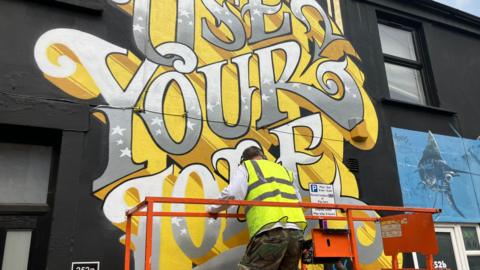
left=180, top=10, right=190, bottom=18
left=151, top=117, right=163, bottom=126
left=189, top=107, right=201, bottom=116
left=262, top=79, right=272, bottom=85
left=155, top=129, right=162, bottom=135
left=137, top=17, right=144, bottom=21
left=116, top=139, right=124, bottom=145
left=241, top=96, right=247, bottom=103
left=206, top=103, right=215, bottom=112
left=178, top=18, right=183, bottom=23
left=180, top=228, right=187, bottom=235
left=253, top=9, right=261, bottom=15
left=171, top=217, right=182, bottom=226
left=187, top=120, right=196, bottom=130
left=120, top=147, right=132, bottom=158
left=112, top=126, right=126, bottom=136
left=293, top=83, right=301, bottom=88
left=133, top=24, right=144, bottom=32
left=269, top=89, right=274, bottom=93
left=261, top=94, right=270, bottom=101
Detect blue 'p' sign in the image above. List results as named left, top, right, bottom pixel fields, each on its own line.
left=311, top=185, right=318, bottom=192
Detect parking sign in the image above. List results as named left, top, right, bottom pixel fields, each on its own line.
left=308, top=183, right=336, bottom=217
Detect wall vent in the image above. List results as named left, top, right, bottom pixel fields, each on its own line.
left=345, top=158, right=359, bottom=173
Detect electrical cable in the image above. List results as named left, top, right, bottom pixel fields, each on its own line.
left=449, top=117, right=480, bottom=214
left=0, top=89, right=362, bottom=143
left=1, top=88, right=366, bottom=166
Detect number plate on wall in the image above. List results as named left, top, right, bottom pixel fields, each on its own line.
left=71, top=262, right=100, bottom=270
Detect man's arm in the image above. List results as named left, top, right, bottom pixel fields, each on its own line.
left=293, top=176, right=303, bottom=202
left=289, top=171, right=303, bottom=202
left=207, top=166, right=248, bottom=213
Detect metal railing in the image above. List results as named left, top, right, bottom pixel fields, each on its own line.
left=124, top=197, right=440, bottom=270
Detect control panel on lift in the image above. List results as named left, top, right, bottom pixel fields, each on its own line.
left=302, top=184, right=352, bottom=264
left=301, top=184, right=441, bottom=270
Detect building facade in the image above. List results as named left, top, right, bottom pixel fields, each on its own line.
left=0, top=0, right=479, bottom=269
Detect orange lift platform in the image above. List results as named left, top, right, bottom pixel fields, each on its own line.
left=124, top=197, right=441, bottom=270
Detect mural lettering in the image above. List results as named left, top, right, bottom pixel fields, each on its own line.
left=33, top=0, right=391, bottom=268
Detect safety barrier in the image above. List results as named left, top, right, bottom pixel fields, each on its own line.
left=124, top=197, right=440, bottom=270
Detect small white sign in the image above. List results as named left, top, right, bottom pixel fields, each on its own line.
left=71, top=262, right=100, bottom=270
left=308, top=183, right=336, bottom=217
left=380, top=221, right=402, bottom=238
left=433, top=260, right=448, bottom=269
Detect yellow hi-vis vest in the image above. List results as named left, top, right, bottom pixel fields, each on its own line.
left=244, top=159, right=307, bottom=237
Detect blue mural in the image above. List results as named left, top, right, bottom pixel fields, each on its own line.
left=392, top=127, right=480, bottom=223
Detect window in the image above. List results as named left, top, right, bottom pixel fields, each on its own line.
left=462, top=226, right=480, bottom=269
left=378, top=22, right=431, bottom=105
left=0, top=125, right=59, bottom=270
left=0, top=143, right=53, bottom=270
left=0, top=143, right=52, bottom=204
left=1, top=230, right=33, bottom=270
left=414, top=224, right=480, bottom=270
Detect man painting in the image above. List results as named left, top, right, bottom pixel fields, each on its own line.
left=208, top=146, right=306, bottom=270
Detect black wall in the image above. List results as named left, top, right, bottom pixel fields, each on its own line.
left=1, top=0, right=479, bottom=269
left=0, top=1, right=127, bottom=269
left=342, top=0, right=480, bottom=206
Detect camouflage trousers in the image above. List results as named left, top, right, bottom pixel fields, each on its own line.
left=239, top=228, right=304, bottom=270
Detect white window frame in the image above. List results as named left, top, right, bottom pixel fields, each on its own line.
left=413, top=223, right=480, bottom=270
left=458, top=225, right=480, bottom=267
left=377, top=20, right=432, bottom=106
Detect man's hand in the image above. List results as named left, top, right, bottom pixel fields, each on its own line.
left=207, top=205, right=216, bottom=214
left=207, top=193, right=234, bottom=214
left=207, top=205, right=220, bottom=219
